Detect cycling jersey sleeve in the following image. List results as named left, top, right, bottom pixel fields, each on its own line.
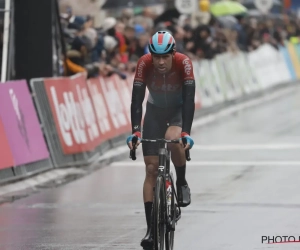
left=131, top=57, right=148, bottom=133
left=181, top=56, right=195, bottom=135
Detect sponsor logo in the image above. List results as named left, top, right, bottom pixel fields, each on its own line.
left=87, top=80, right=111, bottom=135
left=150, top=82, right=180, bottom=92
left=99, top=78, right=127, bottom=129
left=50, top=85, right=99, bottom=147
left=133, top=81, right=144, bottom=87
left=158, top=166, right=165, bottom=171
left=9, top=89, right=30, bottom=149
left=137, top=61, right=146, bottom=78
left=184, top=80, right=195, bottom=86
left=182, top=58, right=192, bottom=75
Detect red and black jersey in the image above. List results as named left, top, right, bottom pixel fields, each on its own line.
left=131, top=52, right=196, bottom=135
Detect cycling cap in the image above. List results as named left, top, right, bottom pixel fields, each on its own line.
left=148, top=31, right=176, bottom=55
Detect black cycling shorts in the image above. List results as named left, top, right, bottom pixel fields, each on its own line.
left=142, top=102, right=182, bottom=156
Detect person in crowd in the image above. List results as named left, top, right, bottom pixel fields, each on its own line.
left=61, top=5, right=300, bottom=78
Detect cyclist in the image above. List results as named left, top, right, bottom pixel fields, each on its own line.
left=126, top=31, right=195, bottom=249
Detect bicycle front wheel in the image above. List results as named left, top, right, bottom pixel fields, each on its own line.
left=153, top=175, right=166, bottom=250
left=165, top=178, right=175, bottom=250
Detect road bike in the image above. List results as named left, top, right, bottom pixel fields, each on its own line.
left=130, top=137, right=191, bottom=250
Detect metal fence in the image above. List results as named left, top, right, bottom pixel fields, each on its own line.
left=0, top=158, right=53, bottom=185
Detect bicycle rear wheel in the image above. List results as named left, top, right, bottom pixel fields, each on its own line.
left=153, top=175, right=166, bottom=250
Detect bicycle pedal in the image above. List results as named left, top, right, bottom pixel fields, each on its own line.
left=166, top=223, right=175, bottom=232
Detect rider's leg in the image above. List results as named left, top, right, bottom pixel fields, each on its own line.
left=165, top=126, right=186, bottom=184
left=165, top=125, right=191, bottom=207
left=143, top=156, right=159, bottom=225
left=140, top=102, right=166, bottom=248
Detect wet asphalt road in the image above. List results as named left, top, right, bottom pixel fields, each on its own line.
left=0, top=86, right=300, bottom=250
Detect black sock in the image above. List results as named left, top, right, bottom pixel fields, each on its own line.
left=144, top=202, right=153, bottom=228
left=175, top=165, right=187, bottom=186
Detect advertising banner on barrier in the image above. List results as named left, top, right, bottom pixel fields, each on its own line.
left=71, top=74, right=100, bottom=149
left=286, top=42, right=300, bottom=78
left=0, top=117, right=14, bottom=169
left=0, top=80, right=49, bottom=166
left=44, top=74, right=100, bottom=154
left=249, top=44, right=292, bottom=88
left=86, top=77, right=116, bottom=143
left=280, top=45, right=296, bottom=80
left=97, top=75, right=131, bottom=136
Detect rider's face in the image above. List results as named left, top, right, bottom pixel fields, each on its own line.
left=152, top=53, right=173, bottom=74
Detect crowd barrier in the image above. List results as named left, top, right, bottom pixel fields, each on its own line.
left=0, top=43, right=299, bottom=185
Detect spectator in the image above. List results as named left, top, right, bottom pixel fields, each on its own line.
left=133, top=32, right=150, bottom=58
left=123, top=25, right=137, bottom=61
left=234, top=15, right=248, bottom=51
left=60, top=4, right=300, bottom=78
left=168, top=25, right=185, bottom=53
left=193, top=25, right=216, bottom=59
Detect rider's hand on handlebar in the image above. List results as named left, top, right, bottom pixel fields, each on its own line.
left=180, top=132, right=194, bottom=150
left=126, top=132, right=142, bottom=150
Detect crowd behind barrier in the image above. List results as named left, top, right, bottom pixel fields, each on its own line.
left=60, top=5, right=300, bottom=79
left=0, top=40, right=299, bottom=185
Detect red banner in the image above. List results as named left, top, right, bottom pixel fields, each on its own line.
left=112, top=75, right=132, bottom=128
left=86, top=77, right=117, bottom=143
left=97, top=75, right=131, bottom=137
left=0, top=117, right=14, bottom=169
left=44, top=74, right=100, bottom=154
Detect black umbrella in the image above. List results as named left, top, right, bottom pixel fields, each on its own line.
left=101, top=0, right=165, bottom=9
left=154, top=8, right=181, bottom=26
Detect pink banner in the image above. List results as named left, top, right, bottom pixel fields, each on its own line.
left=0, top=80, right=49, bottom=166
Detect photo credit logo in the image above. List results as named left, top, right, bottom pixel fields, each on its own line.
left=262, top=236, right=300, bottom=244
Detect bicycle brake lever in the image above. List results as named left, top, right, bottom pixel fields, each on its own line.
left=185, top=149, right=191, bottom=161
left=182, top=137, right=191, bottom=161
left=130, top=136, right=138, bottom=160
left=130, top=148, right=136, bottom=160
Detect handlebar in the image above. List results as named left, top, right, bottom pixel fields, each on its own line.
left=130, top=137, right=191, bottom=161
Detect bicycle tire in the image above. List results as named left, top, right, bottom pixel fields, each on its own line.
left=165, top=175, right=175, bottom=250
left=153, top=175, right=166, bottom=250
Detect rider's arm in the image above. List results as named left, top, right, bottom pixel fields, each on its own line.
left=181, top=56, right=196, bottom=135
left=131, top=57, right=147, bottom=134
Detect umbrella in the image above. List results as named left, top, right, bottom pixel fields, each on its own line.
left=241, top=0, right=282, bottom=13
left=101, top=0, right=165, bottom=9
left=210, top=0, right=248, bottom=17
left=241, top=0, right=281, bottom=8
left=217, top=15, right=238, bottom=28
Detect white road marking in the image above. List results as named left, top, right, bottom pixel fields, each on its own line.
left=192, top=144, right=300, bottom=151
left=110, top=161, right=300, bottom=167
